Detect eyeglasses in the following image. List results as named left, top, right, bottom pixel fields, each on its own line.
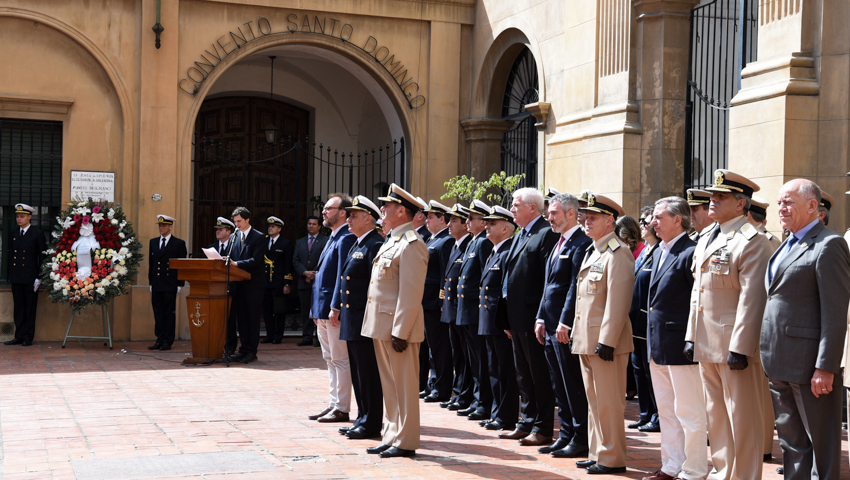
left=639, top=218, right=651, bottom=226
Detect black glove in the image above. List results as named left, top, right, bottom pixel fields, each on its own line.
left=595, top=343, right=615, bottom=361
left=727, top=351, right=749, bottom=370
left=683, top=342, right=695, bottom=362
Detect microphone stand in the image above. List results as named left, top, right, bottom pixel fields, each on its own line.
left=219, top=232, right=237, bottom=367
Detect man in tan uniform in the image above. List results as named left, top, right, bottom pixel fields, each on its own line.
left=361, top=183, right=429, bottom=458
left=685, top=169, right=773, bottom=480
left=746, top=195, right=779, bottom=461
left=571, top=194, right=635, bottom=475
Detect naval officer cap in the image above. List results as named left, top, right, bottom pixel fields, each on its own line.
left=543, top=187, right=562, bottom=201
left=820, top=191, right=835, bottom=211
left=447, top=203, right=470, bottom=221
left=346, top=195, right=382, bottom=220
left=687, top=188, right=712, bottom=206
left=579, top=193, right=626, bottom=219
left=705, top=169, right=759, bottom=198
left=468, top=199, right=490, bottom=217
left=156, top=214, right=176, bottom=225
left=214, top=217, right=235, bottom=229
left=14, top=203, right=34, bottom=215
left=749, top=195, right=769, bottom=217
left=267, top=216, right=284, bottom=227
left=483, top=205, right=516, bottom=226
left=378, top=183, right=420, bottom=212
left=415, top=196, right=428, bottom=213
left=425, top=200, right=451, bottom=215
left=577, top=189, right=593, bottom=205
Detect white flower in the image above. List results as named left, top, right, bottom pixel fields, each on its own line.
left=62, top=290, right=68, bottom=296
left=118, top=247, right=129, bottom=256
left=91, top=213, right=105, bottom=223
left=107, top=209, right=115, bottom=219
left=101, top=278, right=111, bottom=287
left=51, top=263, right=59, bottom=271
left=111, top=219, right=118, bottom=225
left=118, top=233, right=125, bottom=239
left=114, top=265, right=127, bottom=276
left=120, top=220, right=126, bottom=227
left=46, top=248, right=55, bottom=255
left=52, top=231, right=60, bottom=238
left=53, top=283, right=62, bottom=291
left=96, top=287, right=106, bottom=295
left=59, top=279, right=69, bottom=287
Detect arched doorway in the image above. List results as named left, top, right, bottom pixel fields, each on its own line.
left=499, top=46, right=539, bottom=203
left=191, top=96, right=310, bottom=254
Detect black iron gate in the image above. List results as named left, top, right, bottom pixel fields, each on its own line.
left=684, top=0, right=758, bottom=190
left=191, top=133, right=404, bottom=255
left=500, top=47, right=539, bottom=205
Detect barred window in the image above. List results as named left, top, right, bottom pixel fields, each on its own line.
left=0, top=119, right=62, bottom=283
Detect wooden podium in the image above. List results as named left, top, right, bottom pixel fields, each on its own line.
left=170, top=259, right=251, bottom=364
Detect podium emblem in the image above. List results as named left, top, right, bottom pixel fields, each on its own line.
left=189, top=302, right=207, bottom=328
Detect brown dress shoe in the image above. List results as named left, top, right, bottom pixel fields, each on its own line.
left=498, top=428, right=530, bottom=440
left=317, top=409, right=350, bottom=423
left=519, top=432, right=553, bottom=446
left=642, top=470, right=676, bottom=480
left=308, top=406, right=333, bottom=421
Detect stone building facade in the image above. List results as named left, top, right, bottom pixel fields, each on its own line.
left=0, top=0, right=845, bottom=341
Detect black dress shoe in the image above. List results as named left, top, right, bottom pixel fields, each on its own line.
left=419, top=390, right=428, bottom=399
left=366, top=444, right=391, bottom=455
left=159, top=344, right=171, bottom=351
left=485, top=421, right=513, bottom=431
left=439, top=401, right=453, bottom=408
left=628, top=419, right=648, bottom=429
left=230, top=351, right=247, bottom=361
left=776, top=467, right=784, bottom=475
left=552, top=443, right=589, bottom=458
left=146, top=342, right=161, bottom=350
left=447, top=403, right=465, bottom=411
left=297, top=338, right=312, bottom=346
left=467, top=411, right=488, bottom=421
left=576, top=459, right=596, bottom=468
left=379, top=446, right=415, bottom=458
left=338, top=427, right=350, bottom=435
left=478, top=420, right=490, bottom=426
left=237, top=353, right=257, bottom=364
left=638, top=422, right=660, bottom=432
left=457, top=407, right=475, bottom=416
left=423, top=395, right=445, bottom=403
left=313, top=339, right=320, bottom=347
left=260, top=337, right=274, bottom=344
left=224, top=350, right=235, bottom=357
left=346, top=427, right=381, bottom=439
left=538, top=438, right=570, bottom=454
left=586, top=464, right=625, bottom=474
left=21, top=340, right=32, bottom=347
left=763, top=453, right=772, bottom=462
left=271, top=338, right=283, bottom=344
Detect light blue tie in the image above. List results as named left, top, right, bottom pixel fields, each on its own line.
left=769, top=235, right=798, bottom=283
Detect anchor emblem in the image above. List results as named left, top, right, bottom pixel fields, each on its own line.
left=189, top=302, right=206, bottom=328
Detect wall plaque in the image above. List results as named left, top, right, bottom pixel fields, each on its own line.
left=70, top=170, right=115, bottom=202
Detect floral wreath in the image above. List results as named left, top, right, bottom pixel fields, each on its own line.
left=41, top=198, right=143, bottom=311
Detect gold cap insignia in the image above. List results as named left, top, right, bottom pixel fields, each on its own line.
left=587, top=194, right=596, bottom=208
left=687, top=191, right=694, bottom=201
left=715, top=171, right=725, bottom=186
left=158, top=216, right=164, bottom=222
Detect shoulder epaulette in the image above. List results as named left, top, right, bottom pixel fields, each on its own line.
left=405, top=230, right=417, bottom=242
left=765, top=231, right=776, bottom=241
left=606, top=238, right=620, bottom=251
left=740, top=223, right=757, bottom=240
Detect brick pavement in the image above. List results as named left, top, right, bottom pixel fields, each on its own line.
left=0, top=339, right=844, bottom=479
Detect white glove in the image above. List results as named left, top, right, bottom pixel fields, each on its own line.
left=177, top=287, right=182, bottom=294
left=33, top=279, right=40, bottom=292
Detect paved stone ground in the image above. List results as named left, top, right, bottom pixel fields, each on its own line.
left=0, top=339, right=845, bottom=479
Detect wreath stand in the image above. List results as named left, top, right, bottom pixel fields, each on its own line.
left=62, top=304, right=113, bottom=350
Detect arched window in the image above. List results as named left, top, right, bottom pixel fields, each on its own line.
left=500, top=47, right=539, bottom=204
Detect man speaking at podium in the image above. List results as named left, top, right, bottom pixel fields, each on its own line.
left=226, top=207, right=266, bottom=364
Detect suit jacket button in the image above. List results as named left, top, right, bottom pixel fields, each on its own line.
left=340, top=275, right=343, bottom=280
left=463, top=276, right=466, bottom=279
left=346, top=304, right=349, bottom=308
left=346, top=276, right=350, bottom=280
left=698, top=307, right=703, bottom=312
left=479, top=305, right=482, bottom=308
left=346, top=290, right=349, bottom=294
left=484, top=305, right=488, bottom=309
left=577, top=296, right=581, bottom=300
left=699, top=288, right=703, bottom=292
left=701, top=267, right=705, bottom=272
left=485, top=286, right=488, bottom=290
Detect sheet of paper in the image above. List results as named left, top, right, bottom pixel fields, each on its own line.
left=202, top=247, right=223, bottom=260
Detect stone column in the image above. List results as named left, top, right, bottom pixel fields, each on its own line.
left=728, top=0, right=848, bottom=231
left=634, top=0, right=701, bottom=206
left=525, top=102, right=551, bottom=188
left=133, top=0, right=182, bottom=341
left=423, top=21, right=462, bottom=199
left=460, top=118, right=513, bottom=180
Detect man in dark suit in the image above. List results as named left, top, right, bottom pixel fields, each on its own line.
left=440, top=205, right=473, bottom=411
left=456, top=200, right=494, bottom=421
left=337, top=196, right=385, bottom=439
left=262, top=216, right=294, bottom=344
left=207, top=217, right=235, bottom=255
left=761, top=179, right=850, bottom=480
left=644, top=196, right=706, bottom=480
left=309, top=193, right=357, bottom=423
left=414, top=196, right=431, bottom=242
left=293, top=216, right=327, bottom=346
left=147, top=214, right=187, bottom=351
left=500, top=187, right=559, bottom=446
left=413, top=197, right=434, bottom=398
left=6, top=203, right=46, bottom=347
left=226, top=207, right=267, bottom=363
left=533, top=192, right=592, bottom=458
left=421, top=200, right=454, bottom=403
left=478, top=206, right=519, bottom=432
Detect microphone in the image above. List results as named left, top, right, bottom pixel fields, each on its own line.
left=225, top=232, right=236, bottom=265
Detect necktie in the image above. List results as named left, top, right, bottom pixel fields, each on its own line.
left=769, top=235, right=798, bottom=282
left=269, top=238, right=274, bottom=250
left=308, top=235, right=314, bottom=252
left=160, top=237, right=166, bottom=250
left=707, top=225, right=721, bottom=246
left=220, top=243, right=226, bottom=255
left=551, top=235, right=565, bottom=266
left=20, top=228, right=24, bottom=237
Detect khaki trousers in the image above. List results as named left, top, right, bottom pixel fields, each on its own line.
left=700, top=360, right=764, bottom=480
left=374, top=339, right=421, bottom=450
left=760, top=373, right=774, bottom=455
left=580, top=353, right=628, bottom=468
